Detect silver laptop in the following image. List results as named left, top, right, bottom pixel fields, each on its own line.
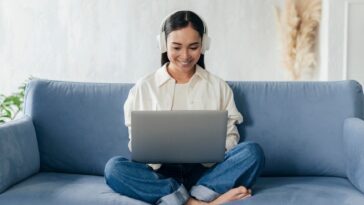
left=131, top=110, right=228, bottom=163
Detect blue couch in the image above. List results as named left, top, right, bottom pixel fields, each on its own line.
left=1, top=79, right=364, bottom=205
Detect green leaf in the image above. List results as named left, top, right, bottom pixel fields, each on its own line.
left=13, top=97, right=22, bottom=107
left=3, top=96, right=15, bottom=103
left=3, top=108, right=12, bottom=118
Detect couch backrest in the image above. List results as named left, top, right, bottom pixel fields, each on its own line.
left=229, top=80, right=363, bottom=177
left=24, top=79, right=364, bottom=177
left=24, top=79, right=133, bottom=175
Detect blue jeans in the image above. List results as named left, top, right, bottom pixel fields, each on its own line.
left=104, top=141, right=265, bottom=205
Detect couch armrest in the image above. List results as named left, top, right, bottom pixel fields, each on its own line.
left=0, top=116, right=40, bottom=193
left=344, top=117, right=364, bottom=193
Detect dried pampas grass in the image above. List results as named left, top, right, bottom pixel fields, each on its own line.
left=275, top=0, right=322, bottom=80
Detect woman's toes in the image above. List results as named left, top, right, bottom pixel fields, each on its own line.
left=238, top=186, right=248, bottom=194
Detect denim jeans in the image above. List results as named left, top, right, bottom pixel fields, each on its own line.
left=104, top=141, right=265, bottom=205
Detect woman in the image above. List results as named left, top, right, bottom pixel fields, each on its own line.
left=104, top=10, right=265, bottom=205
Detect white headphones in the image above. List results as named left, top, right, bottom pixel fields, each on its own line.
left=156, top=11, right=211, bottom=54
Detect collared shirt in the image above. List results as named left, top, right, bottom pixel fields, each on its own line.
left=124, top=63, right=243, bottom=169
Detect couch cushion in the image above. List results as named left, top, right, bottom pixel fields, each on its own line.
left=0, top=116, right=39, bottom=194
left=24, top=80, right=133, bottom=175
left=228, top=80, right=364, bottom=177
left=0, top=172, right=149, bottom=205
left=226, top=177, right=364, bottom=205
left=1, top=174, right=363, bottom=205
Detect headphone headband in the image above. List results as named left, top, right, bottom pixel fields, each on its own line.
left=159, top=11, right=209, bottom=34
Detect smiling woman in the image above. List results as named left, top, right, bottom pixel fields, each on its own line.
left=165, top=25, right=203, bottom=83
left=104, top=10, right=265, bottom=205
left=160, top=10, right=210, bottom=73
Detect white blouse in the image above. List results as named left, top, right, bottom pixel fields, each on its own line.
left=172, top=83, right=190, bottom=110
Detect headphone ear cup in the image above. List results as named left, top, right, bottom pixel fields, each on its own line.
left=156, top=34, right=161, bottom=50
left=157, top=32, right=167, bottom=53
left=201, top=34, right=211, bottom=54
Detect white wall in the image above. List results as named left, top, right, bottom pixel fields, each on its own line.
left=0, top=0, right=288, bottom=95
left=325, top=0, right=364, bottom=86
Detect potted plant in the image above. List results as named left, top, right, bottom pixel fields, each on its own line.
left=0, top=78, right=31, bottom=124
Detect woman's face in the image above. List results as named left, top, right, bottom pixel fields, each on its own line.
left=166, top=24, right=202, bottom=73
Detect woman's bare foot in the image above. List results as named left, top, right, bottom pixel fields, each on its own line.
left=211, top=186, right=251, bottom=204
left=185, top=186, right=252, bottom=205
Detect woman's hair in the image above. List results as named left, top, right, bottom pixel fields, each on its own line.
left=160, top=10, right=206, bottom=69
